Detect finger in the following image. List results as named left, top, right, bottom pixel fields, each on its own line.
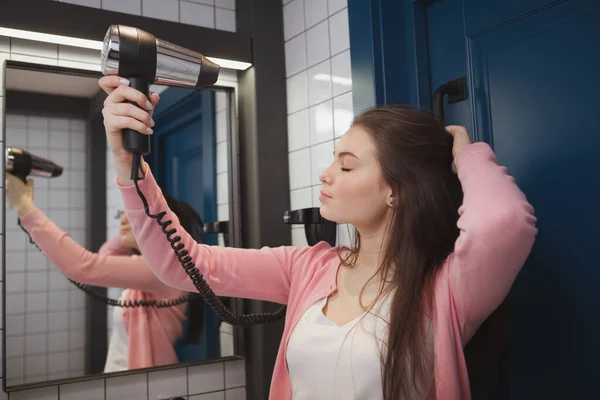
left=445, top=125, right=467, bottom=137
left=104, top=85, right=153, bottom=111
left=99, top=76, right=130, bottom=95
left=106, top=103, right=154, bottom=127
left=150, top=92, right=160, bottom=106
left=105, top=115, right=154, bottom=136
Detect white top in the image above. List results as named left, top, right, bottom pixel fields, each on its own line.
left=286, top=292, right=434, bottom=399
left=103, top=290, right=129, bottom=372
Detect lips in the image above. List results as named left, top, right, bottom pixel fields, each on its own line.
left=320, top=191, right=332, bottom=199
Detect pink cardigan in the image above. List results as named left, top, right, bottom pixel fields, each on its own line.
left=19, top=210, right=187, bottom=369
left=118, top=142, right=537, bottom=399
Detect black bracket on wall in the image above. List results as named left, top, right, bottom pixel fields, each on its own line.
left=432, top=76, right=467, bottom=123
left=204, top=221, right=230, bottom=246
left=283, top=208, right=337, bottom=247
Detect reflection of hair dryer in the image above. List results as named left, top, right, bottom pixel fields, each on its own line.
left=100, top=24, right=220, bottom=166
left=6, top=147, right=63, bottom=183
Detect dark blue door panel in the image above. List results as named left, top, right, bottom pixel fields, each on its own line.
left=463, top=0, right=557, bottom=36
left=468, top=2, right=600, bottom=397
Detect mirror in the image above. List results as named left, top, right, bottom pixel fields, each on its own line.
left=2, top=60, right=242, bottom=389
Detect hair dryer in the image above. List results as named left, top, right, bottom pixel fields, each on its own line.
left=100, top=24, right=220, bottom=178
left=6, top=147, right=63, bottom=183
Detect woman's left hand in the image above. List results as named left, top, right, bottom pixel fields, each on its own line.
left=6, top=173, right=36, bottom=217
left=446, top=125, right=473, bottom=171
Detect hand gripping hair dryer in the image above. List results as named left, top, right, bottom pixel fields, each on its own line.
left=6, top=148, right=63, bottom=183
left=100, top=25, right=220, bottom=168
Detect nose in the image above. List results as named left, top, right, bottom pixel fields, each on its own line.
left=319, top=170, right=331, bottom=185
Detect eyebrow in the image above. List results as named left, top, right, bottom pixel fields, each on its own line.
left=334, top=151, right=359, bottom=159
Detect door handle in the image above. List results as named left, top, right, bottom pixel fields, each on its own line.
left=432, top=76, right=467, bottom=124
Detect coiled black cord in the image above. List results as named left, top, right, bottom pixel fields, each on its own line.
left=17, top=218, right=197, bottom=308
left=132, top=157, right=286, bottom=327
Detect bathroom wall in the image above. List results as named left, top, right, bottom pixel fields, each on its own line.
left=282, top=0, right=355, bottom=247
left=55, top=0, right=236, bottom=32
left=4, top=113, right=88, bottom=386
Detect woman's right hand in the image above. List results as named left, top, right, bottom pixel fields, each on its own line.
left=6, top=173, right=36, bottom=217
left=98, top=76, right=160, bottom=186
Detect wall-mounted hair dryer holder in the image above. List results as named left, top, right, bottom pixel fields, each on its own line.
left=283, top=207, right=336, bottom=247
left=203, top=221, right=229, bottom=245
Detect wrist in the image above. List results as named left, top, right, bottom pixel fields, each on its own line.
left=16, top=200, right=36, bottom=218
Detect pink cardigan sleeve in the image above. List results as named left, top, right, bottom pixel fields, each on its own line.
left=450, top=142, right=537, bottom=341
left=19, top=208, right=182, bottom=298
left=118, top=169, right=309, bottom=305
left=98, top=234, right=130, bottom=256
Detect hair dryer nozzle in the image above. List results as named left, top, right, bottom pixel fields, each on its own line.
left=6, top=147, right=63, bottom=182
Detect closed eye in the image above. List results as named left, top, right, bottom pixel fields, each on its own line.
left=341, top=168, right=352, bottom=172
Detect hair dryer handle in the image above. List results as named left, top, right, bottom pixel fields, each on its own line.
left=122, top=77, right=151, bottom=156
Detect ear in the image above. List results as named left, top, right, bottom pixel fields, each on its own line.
left=386, top=188, right=395, bottom=208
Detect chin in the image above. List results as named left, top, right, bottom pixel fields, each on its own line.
left=319, top=205, right=341, bottom=224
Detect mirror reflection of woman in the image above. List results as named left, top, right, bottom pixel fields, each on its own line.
left=5, top=173, right=206, bottom=373
left=100, top=76, right=538, bottom=400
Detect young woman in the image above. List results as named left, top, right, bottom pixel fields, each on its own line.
left=99, top=75, right=537, bottom=399
left=5, top=172, right=206, bottom=372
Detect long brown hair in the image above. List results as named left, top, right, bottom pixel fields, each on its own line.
left=343, top=106, right=463, bottom=399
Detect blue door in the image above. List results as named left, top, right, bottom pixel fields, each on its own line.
left=422, top=0, right=600, bottom=398
left=147, top=87, right=221, bottom=361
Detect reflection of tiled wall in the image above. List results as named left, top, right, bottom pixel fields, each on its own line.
left=4, top=113, right=88, bottom=386
left=283, top=0, right=355, bottom=247
left=56, top=0, right=236, bottom=32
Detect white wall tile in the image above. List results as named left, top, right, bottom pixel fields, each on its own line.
left=329, top=8, right=350, bottom=55
left=60, top=379, right=105, bottom=400
left=26, top=272, right=47, bottom=292
left=189, top=392, right=225, bottom=400
left=47, top=312, right=68, bottom=332
left=328, top=0, right=347, bottom=15
left=289, top=148, right=311, bottom=190
left=0, top=36, right=10, bottom=52
left=216, top=8, right=236, bottom=32
left=48, top=331, right=69, bottom=352
left=102, top=0, right=142, bottom=15
left=106, top=374, right=148, bottom=399
left=290, top=187, right=312, bottom=210
left=224, top=359, right=245, bottom=388
left=26, top=292, right=47, bottom=313
left=25, top=354, right=47, bottom=377
left=25, top=313, right=47, bottom=334
left=333, top=92, right=354, bottom=137
left=286, top=72, right=308, bottom=114
left=307, top=59, right=332, bottom=105
left=6, top=273, right=25, bottom=294
left=225, top=388, right=246, bottom=400
left=10, top=39, right=57, bottom=59
left=215, top=0, right=235, bottom=10
left=6, top=294, right=25, bottom=315
left=6, top=337, right=24, bottom=358
left=47, top=353, right=68, bottom=374
left=188, top=362, right=225, bottom=394
left=9, top=386, right=58, bottom=400
left=283, top=0, right=305, bottom=41
left=310, top=140, right=334, bottom=185
left=309, top=100, right=334, bottom=145
left=148, top=368, right=188, bottom=400
left=27, top=253, right=48, bottom=272
left=25, top=333, right=47, bottom=355
left=57, top=46, right=100, bottom=64
left=291, top=226, right=309, bottom=246
left=311, top=184, right=322, bottom=206
left=306, top=20, right=330, bottom=67
left=143, top=0, right=179, bottom=22
left=216, top=110, right=227, bottom=142
left=217, top=172, right=228, bottom=205
left=304, top=0, right=328, bottom=28
left=331, top=49, right=352, bottom=96
left=217, top=142, right=228, bottom=173
left=188, top=0, right=214, bottom=4
left=181, top=1, right=215, bottom=29
left=287, top=109, right=310, bottom=152
left=6, top=315, right=25, bottom=336
left=59, top=0, right=101, bottom=7
left=285, top=33, right=307, bottom=77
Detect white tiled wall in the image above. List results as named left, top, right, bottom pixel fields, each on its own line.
left=0, top=34, right=244, bottom=400
left=4, top=113, right=88, bottom=387
left=283, top=0, right=355, bottom=247
left=56, top=0, right=237, bottom=32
